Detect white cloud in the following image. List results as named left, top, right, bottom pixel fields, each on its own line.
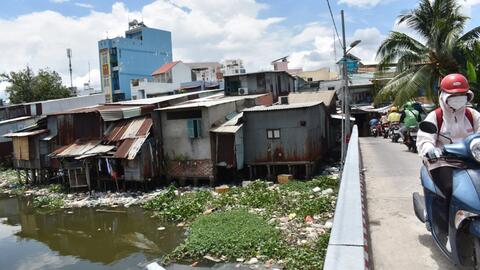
left=337, top=0, right=382, bottom=8
left=50, top=0, right=70, bottom=3
left=0, top=0, right=384, bottom=95
left=74, top=2, right=94, bottom=9
left=348, top=27, right=385, bottom=63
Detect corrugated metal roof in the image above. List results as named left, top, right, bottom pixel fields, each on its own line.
left=151, top=61, right=181, bottom=76
left=99, top=106, right=142, bottom=121
left=0, top=116, right=34, bottom=125
left=112, top=89, right=222, bottom=106
left=288, top=91, right=336, bottom=105
left=51, top=140, right=116, bottom=159
left=211, top=125, right=242, bottom=133
left=157, top=94, right=268, bottom=111
left=243, top=102, right=322, bottom=112
left=51, top=116, right=152, bottom=160
left=47, top=104, right=134, bottom=115
left=114, top=137, right=146, bottom=160
left=52, top=140, right=101, bottom=158
left=4, top=129, right=48, bottom=137
left=104, top=116, right=152, bottom=142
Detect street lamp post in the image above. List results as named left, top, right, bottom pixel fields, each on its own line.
left=340, top=9, right=361, bottom=164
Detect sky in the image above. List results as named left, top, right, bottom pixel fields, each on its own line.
left=1, top=0, right=480, bottom=98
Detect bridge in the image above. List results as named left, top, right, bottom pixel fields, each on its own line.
left=324, top=127, right=456, bottom=270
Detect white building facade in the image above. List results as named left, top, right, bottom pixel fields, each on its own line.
left=130, top=61, right=193, bottom=99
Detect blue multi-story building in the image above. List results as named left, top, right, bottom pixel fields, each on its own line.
left=98, top=21, right=172, bottom=102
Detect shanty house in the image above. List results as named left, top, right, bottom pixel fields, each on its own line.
left=243, top=101, right=328, bottom=179
left=0, top=116, right=37, bottom=158
left=153, top=93, right=272, bottom=184
left=288, top=91, right=338, bottom=150
left=224, top=71, right=295, bottom=102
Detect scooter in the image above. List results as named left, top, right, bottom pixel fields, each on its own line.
left=413, top=121, right=480, bottom=268
left=389, top=122, right=401, bottom=143
left=404, top=125, right=418, bottom=153
left=383, top=123, right=390, bottom=139
left=370, top=125, right=379, bottom=137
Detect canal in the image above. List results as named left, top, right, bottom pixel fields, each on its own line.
left=0, top=193, right=186, bottom=270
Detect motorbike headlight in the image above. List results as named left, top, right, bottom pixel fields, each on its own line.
left=470, top=138, right=480, bottom=162
left=455, top=210, right=479, bottom=229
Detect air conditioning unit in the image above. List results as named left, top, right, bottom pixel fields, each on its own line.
left=238, top=87, right=249, bottom=95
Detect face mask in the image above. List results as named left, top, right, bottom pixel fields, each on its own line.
left=447, top=95, right=468, bottom=110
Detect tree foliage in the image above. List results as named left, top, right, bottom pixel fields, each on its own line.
left=375, top=0, right=480, bottom=105
left=1, top=66, right=70, bottom=104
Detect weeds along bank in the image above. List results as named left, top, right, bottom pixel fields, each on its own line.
left=0, top=167, right=339, bottom=269
left=144, top=177, right=338, bottom=270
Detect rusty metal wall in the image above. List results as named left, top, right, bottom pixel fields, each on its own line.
left=243, top=104, right=327, bottom=164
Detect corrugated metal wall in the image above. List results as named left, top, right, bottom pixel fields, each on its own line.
left=243, top=104, right=326, bottom=164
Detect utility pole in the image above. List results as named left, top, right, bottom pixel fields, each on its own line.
left=67, top=48, right=73, bottom=89
left=341, top=10, right=349, bottom=163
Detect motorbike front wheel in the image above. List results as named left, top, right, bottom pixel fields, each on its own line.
left=474, top=237, right=480, bottom=269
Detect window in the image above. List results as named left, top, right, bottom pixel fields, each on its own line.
left=328, top=86, right=335, bottom=90
left=267, top=129, right=280, bottom=139
left=188, top=119, right=202, bottom=138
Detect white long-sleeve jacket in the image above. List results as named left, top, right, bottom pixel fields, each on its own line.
left=417, top=91, right=480, bottom=156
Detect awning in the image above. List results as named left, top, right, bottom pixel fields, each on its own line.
left=331, top=114, right=356, bottom=121
left=211, top=125, right=242, bottom=133
left=3, top=129, right=48, bottom=137
left=352, top=104, right=392, bottom=113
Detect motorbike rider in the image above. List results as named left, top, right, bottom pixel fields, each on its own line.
left=417, top=73, right=480, bottom=251
left=399, top=101, right=421, bottom=141
left=381, top=113, right=389, bottom=125
left=387, top=106, right=401, bottom=123
left=369, top=115, right=379, bottom=128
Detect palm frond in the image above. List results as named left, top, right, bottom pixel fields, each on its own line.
left=394, top=65, right=434, bottom=105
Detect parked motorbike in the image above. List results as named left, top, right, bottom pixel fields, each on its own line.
left=389, top=122, right=401, bottom=143
left=413, top=121, right=480, bottom=268
left=404, top=125, right=418, bottom=153
left=383, top=123, right=389, bottom=139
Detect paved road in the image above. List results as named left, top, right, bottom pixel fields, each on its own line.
left=360, top=137, right=456, bottom=270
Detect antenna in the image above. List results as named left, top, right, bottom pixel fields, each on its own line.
left=66, top=48, right=73, bottom=89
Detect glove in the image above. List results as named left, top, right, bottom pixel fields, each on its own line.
left=425, top=148, right=442, bottom=159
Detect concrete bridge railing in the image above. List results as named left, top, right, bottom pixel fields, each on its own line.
left=323, top=125, right=369, bottom=270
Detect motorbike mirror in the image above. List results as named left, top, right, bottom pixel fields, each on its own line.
left=419, top=121, right=437, bottom=134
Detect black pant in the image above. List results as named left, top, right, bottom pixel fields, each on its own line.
left=430, top=166, right=453, bottom=205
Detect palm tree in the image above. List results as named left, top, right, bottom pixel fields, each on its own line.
left=375, top=0, right=480, bottom=105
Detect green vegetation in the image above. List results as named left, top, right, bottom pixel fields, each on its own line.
left=144, top=186, right=213, bottom=221
left=144, top=176, right=338, bottom=269
left=33, top=195, right=65, bottom=209
left=375, top=0, right=480, bottom=105
left=144, top=176, right=338, bottom=222
left=166, top=210, right=283, bottom=260
left=164, top=210, right=332, bottom=270
left=1, top=66, right=70, bottom=104
left=282, top=232, right=330, bottom=270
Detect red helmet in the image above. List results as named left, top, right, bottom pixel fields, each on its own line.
left=440, top=73, right=469, bottom=94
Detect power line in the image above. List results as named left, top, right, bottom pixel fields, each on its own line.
left=325, top=0, right=343, bottom=49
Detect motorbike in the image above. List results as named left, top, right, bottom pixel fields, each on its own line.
left=404, top=125, right=418, bottom=153
left=370, top=123, right=382, bottom=137
left=370, top=125, right=379, bottom=137
left=413, top=121, right=480, bottom=269
left=383, top=123, right=390, bottom=139
left=389, top=122, right=401, bottom=143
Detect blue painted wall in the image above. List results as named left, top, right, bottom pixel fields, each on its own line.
left=98, top=26, right=172, bottom=101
